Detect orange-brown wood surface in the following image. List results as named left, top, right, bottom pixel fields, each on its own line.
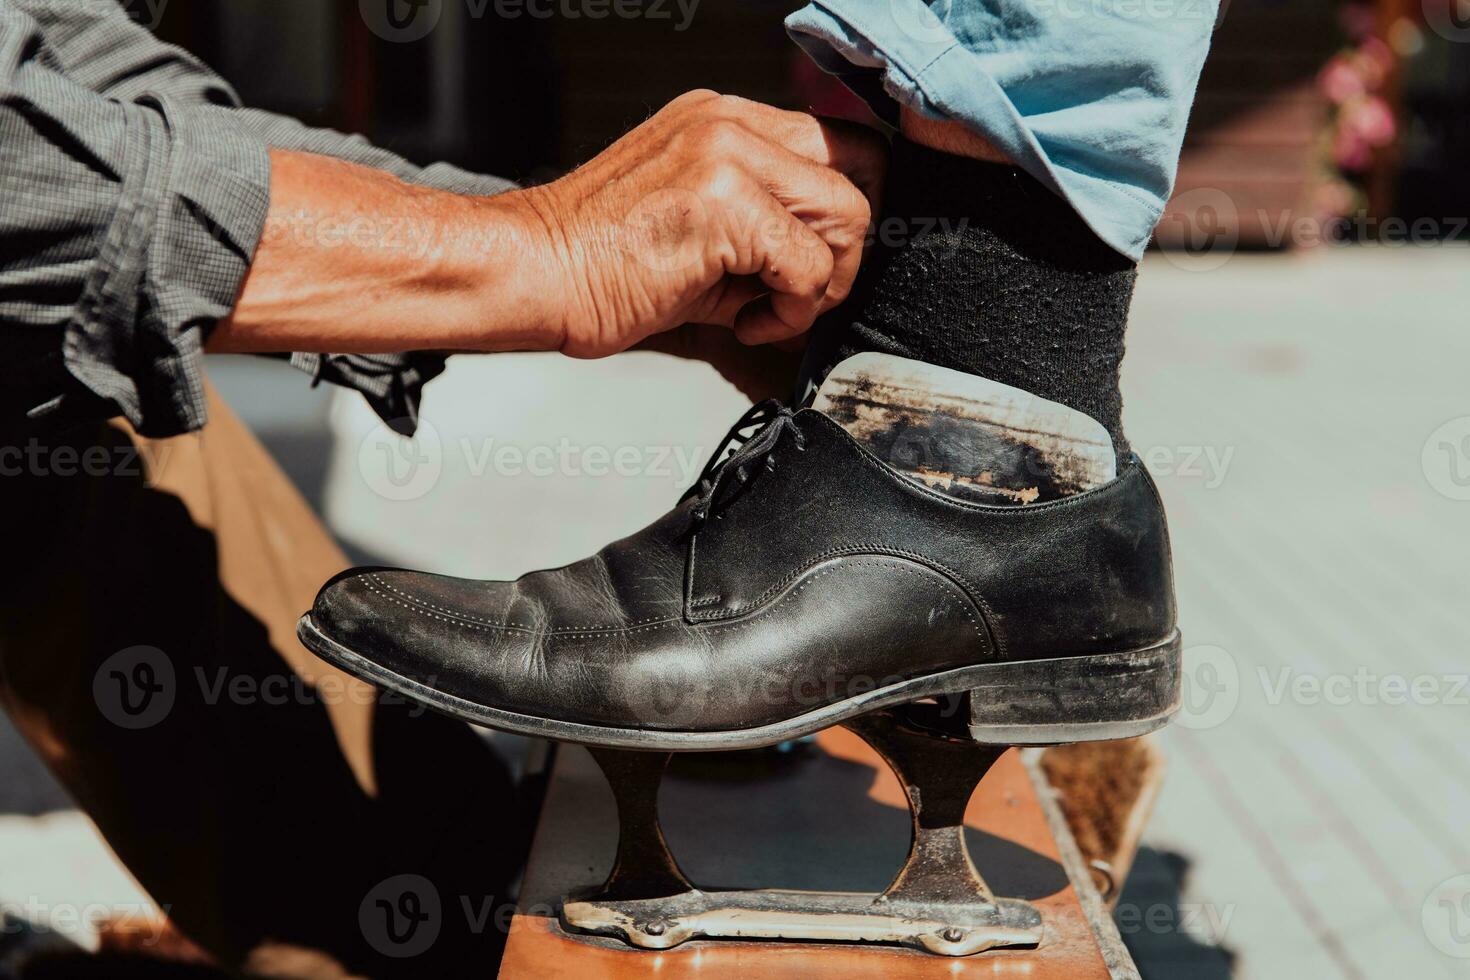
left=499, top=728, right=1120, bottom=979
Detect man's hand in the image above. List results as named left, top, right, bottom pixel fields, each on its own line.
left=213, top=92, right=884, bottom=359
left=513, top=91, right=885, bottom=357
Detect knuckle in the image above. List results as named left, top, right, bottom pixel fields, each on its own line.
left=834, top=175, right=872, bottom=221
left=692, top=118, right=748, bottom=156
left=712, top=93, right=751, bottom=117
left=835, top=216, right=870, bottom=253
left=672, top=88, right=720, bottom=109
left=695, top=159, right=748, bottom=203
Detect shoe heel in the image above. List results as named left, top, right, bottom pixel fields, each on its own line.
left=965, top=633, right=1181, bottom=745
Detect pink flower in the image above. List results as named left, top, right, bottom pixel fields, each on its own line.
left=1343, top=95, right=1397, bottom=146
left=1320, top=56, right=1366, bottom=104
left=1347, top=43, right=1390, bottom=90
left=1359, top=35, right=1395, bottom=75
left=1333, top=126, right=1372, bottom=172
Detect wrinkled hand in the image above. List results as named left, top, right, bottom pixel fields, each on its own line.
left=515, top=90, right=886, bottom=358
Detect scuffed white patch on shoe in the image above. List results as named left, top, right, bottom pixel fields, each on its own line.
left=812, top=353, right=1116, bottom=505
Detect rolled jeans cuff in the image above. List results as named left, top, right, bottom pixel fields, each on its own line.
left=786, top=0, right=1217, bottom=260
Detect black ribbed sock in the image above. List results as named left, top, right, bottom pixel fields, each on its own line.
left=801, top=138, right=1138, bottom=460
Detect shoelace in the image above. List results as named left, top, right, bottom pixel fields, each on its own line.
left=684, top=399, right=806, bottom=528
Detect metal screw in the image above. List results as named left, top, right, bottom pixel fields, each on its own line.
left=942, top=927, right=965, bottom=943
left=641, top=920, right=666, bottom=936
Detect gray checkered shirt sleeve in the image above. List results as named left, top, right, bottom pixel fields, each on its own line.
left=1, top=0, right=516, bottom=437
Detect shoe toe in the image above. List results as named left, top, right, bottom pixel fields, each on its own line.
left=307, top=565, right=532, bottom=695
left=309, top=565, right=405, bottom=661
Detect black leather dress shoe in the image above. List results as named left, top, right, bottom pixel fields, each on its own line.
left=299, top=400, right=1180, bottom=750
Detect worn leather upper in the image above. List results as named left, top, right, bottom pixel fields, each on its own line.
left=310, top=408, right=1175, bottom=731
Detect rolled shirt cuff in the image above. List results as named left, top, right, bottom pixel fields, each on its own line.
left=59, top=100, right=455, bottom=438
left=62, top=95, right=271, bottom=437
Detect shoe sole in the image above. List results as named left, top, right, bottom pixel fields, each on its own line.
left=297, top=615, right=1180, bottom=750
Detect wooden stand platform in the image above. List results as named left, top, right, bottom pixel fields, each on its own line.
left=499, top=728, right=1139, bottom=979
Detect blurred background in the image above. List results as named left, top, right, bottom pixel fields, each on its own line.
left=3, top=1, right=1469, bottom=977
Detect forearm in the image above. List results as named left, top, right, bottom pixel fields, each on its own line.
left=211, top=149, right=558, bottom=355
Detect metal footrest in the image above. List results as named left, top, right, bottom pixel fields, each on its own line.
left=558, top=703, right=1046, bottom=957
left=563, top=887, right=1042, bottom=956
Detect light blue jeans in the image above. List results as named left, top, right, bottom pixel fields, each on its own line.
left=786, top=0, right=1219, bottom=259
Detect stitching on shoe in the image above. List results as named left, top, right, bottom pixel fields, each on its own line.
left=365, top=573, right=681, bottom=632
left=688, top=546, right=1005, bottom=659
left=696, top=559, right=985, bottom=643
left=359, top=559, right=986, bottom=647
left=358, top=576, right=538, bottom=634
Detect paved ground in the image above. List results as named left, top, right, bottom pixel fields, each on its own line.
left=1121, top=245, right=1470, bottom=979
left=3, top=244, right=1467, bottom=976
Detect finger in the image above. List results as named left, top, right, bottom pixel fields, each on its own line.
left=724, top=193, right=835, bottom=340
left=699, top=275, right=769, bottom=327
left=711, top=96, right=888, bottom=205
left=734, top=298, right=800, bottom=346
left=726, top=136, right=869, bottom=314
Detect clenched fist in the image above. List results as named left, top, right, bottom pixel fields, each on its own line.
left=513, top=91, right=886, bottom=357
left=217, top=92, right=884, bottom=362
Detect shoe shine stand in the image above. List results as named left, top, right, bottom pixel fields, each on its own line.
left=563, top=705, right=1042, bottom=956
left=498, top=702, right=1143, bottom=979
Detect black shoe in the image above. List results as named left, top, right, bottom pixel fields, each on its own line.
left=299, top=399, right=1179, bottom=750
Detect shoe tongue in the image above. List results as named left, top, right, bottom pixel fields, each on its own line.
left=811, top=353, right=1116, bottom=504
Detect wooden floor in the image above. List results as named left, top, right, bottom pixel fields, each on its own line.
left=1119, top=246, right=1470, bottom=979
